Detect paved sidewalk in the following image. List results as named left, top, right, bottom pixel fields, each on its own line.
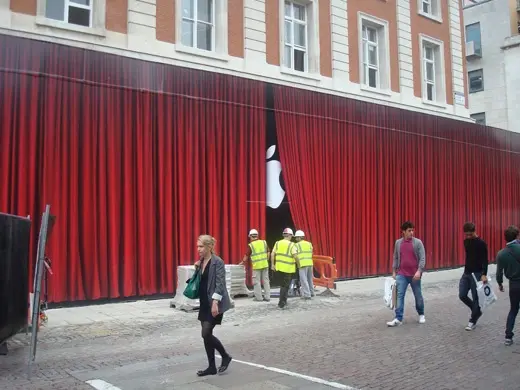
left=2, top=264, right=518, bottom=390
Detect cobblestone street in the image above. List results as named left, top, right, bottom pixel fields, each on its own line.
left=1, top=266, right=519, bottom=389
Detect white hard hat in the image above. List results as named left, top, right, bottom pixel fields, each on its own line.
left=248, top=229, right=259, bottom=237
left=294, top=230, right=305, bottom=237
left=283, top=228, right=294, bottom=236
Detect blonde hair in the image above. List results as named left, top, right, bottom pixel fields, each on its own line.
left=198, top=234, right=216, bottom=253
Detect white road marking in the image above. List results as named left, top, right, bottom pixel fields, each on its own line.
left=85, top=379, right=122, bottom=390
left=84, top=358, right=358, bottom=390
left=217, top=355, right=358, bottom=389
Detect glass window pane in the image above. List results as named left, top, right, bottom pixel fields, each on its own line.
left=285, top=2, right=291, bottom=17
left=181, top=20, right=194, bottom=46
left=426, top=62, right=434, bottom=82
left=427, top=83, right=434, bottom=101
left=293, top=4, right=305, bottom=21
left=471, top=113, right=486, bottom=125
left=368, top=45, right=377, bottom=66
left=469, top=70, right=483, bottom=92
left=362, top=43, right=367, bottom=64
left=70, top=0, right=90, bottom=5
left=362, top=26, right=367, bottom=40
left=425, top=46, right=433, bottom=60
left=196, top=22, right=212, bottom=51
left=182, top=0, right=194, bottom=18
left=294, top=49, right=305, bottom=71
left=284, top=21, right=292, bottom=44
left=422, top=1, right=430, bottom=13
left=368, top=68, right=377, bottom=88
left=294, top=23, right=305, bottom=47
left=68, top=6, right=90, bottom=27
left=284, top=45, right=292, bottom=68
left=45, top=0, right=65, bottom=21
left=465, top=23, right=482, bottom=55
left=368, top=28, right=377, bottom=43
left=197, top=0, right=212, bottom=23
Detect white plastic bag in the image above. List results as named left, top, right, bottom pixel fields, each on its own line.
left=473, top=274, right=498, bottom=311
left=384, top=277, right=397, bottom=310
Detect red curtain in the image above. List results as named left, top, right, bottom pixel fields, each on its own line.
left=0, top=35, right=265, bottom=303
left=274, top=85, right=520, bottom=278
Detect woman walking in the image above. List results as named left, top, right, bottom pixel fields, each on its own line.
left=195, top=235, right=232, bottom=376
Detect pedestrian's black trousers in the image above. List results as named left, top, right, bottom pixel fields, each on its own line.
left=278, top=272, right=293, bottom=308
left=506, top=281, right=520, bottom=339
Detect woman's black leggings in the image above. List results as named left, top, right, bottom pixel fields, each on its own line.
left=201, top=321, right=228, bottom=368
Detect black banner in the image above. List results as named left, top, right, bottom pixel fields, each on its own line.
left=0, top=213, right=31, bottom=344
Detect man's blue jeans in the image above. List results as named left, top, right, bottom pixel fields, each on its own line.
left=395, top=274, right=424, bottom=321
left=459, top=272, right=481, bottom=323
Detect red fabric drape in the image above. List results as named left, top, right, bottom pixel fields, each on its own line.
left=0, top=35, right=265, bottom=303
left=274, top=85, right=520, bottom=278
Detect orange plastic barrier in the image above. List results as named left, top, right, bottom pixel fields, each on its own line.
left=312, top=255, right=337, bottom=289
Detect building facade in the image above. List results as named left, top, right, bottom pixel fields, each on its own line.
left=5, top=1, right=520, bottom=305
left=463, top=0, right=520, bottom=131
left=0, top=0, right=470, bottom=120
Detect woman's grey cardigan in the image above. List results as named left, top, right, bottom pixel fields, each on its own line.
left=199, top=254, right=231, bottom=314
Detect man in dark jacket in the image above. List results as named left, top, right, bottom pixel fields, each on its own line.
left=459, top=222, right=488, bottom=331
left=496, top=225, right=520, bottom=346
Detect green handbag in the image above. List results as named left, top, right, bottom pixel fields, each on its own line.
left=183, top=269, right=201, bottom=299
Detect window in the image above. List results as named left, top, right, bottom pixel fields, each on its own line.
left=471, top=113, right=486, bottom=125
left=423, top=44, right=435, bottom=101
left=465, top=23, right=482, bottom=56
left=468, top=69, right=484, bottom=93
left=181, top=0, right=214, bottom=51
left=362, top=26, right=378, bottom=88
left=358, top=14, right=390, bottom=91
left=418, top=0, right=441, bottom=21
left=44, top=0, right=92, bottom=27
left=283, top=2, right=308, bottom=72
left=420, top=35, right=445, bottom=104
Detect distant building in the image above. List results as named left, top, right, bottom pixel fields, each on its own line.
left=463, top=0, right=520, bottom=132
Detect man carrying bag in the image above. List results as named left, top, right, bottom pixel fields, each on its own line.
left=496, top=225, right=520, bottom=346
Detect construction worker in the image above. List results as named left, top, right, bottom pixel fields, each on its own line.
left=294, top=230, right=314, bottom=299
left=271, top=228, right=298, bottom=309
left=239, top=229, right=270, bottom=302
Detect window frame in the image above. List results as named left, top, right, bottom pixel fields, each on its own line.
left=175, top=0, right=229, bottom=60
left=279, top=0, right=320, bottom=77
left=470, top=112, right=486, bottom=126
left=180, top=0, right=216, bottom=52
left=36, top=0, right=105, bottom=35
left=465, top=23, right=482, bottom=57
left=418, top=0, right=442, bottom=23
left=362, top=24, right=379, bottom=89
left=283, top=1, right=309, bottom=73
left=419, top=34, right=446, bottom=105
left=468, top=69, right=484, bottom=93
left=357, top=12, right=391, bottom=94
left=45, top=0, right=93, bottom=27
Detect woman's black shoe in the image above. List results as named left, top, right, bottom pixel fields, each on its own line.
left=218, top=355, right=232, bottom=373
left=197, top=367, right=217, bottom=377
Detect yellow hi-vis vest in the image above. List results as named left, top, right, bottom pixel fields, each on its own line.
left=274, top=239, right=296, bottom=274
left=249, top=239, right=269, bottom=270
left=296, top=240, right=313, bottom=267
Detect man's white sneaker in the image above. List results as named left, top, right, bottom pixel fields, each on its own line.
left=465, top=322, right=476, bottom=331
left=419, top=315, right=426, bottom=324
left=386, top=319, right=402, bottom=327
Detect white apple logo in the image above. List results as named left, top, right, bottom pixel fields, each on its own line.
left=266, top=145, right=285, bottom=209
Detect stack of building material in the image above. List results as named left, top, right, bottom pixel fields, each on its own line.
left=170, top=266, right=200, bottom=311
left=226, top=264, right=253, bottom=298
left=170, top=264, right=246, bottom=311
